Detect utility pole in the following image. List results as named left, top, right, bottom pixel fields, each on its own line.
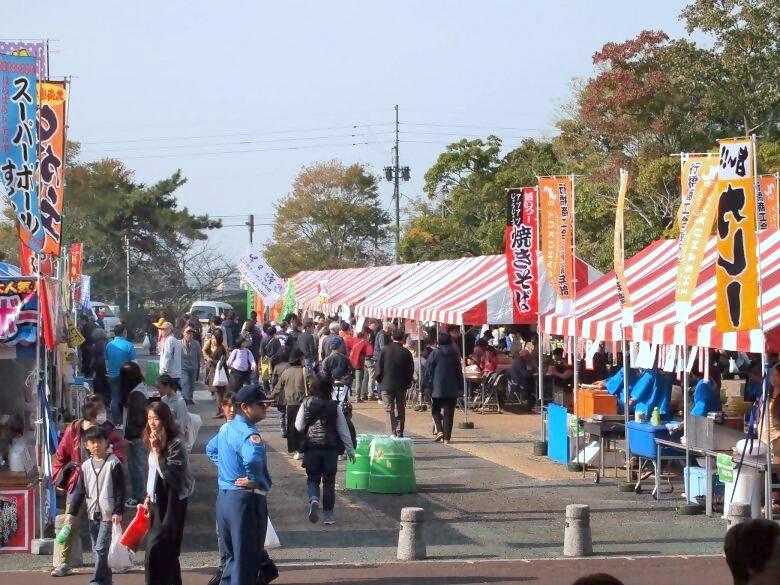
left=246, top=213, right=255, bottom=246
left=125, top=234, right=130, bottom=313
left=384, top=105, right=410, bottom=264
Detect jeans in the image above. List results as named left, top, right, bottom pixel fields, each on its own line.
left=364, top=359, right=376, bottom=397
left=381, top=388, right=406, bottom=436
left=128, top=439, right=147, bottom=501
left=180, top=368, right=196, bottom=402
left=108, top=378, right=122, bottom=425
left=304, top=358, right=314, bottom=375
left=279, top=407, right=287, bottom=437
left=352, top=369, right=365, bottom=399
left=432, top=397, right=456, bottom=440
left=88, top=519, right=112, bottom=585
left=304, top=448, right=338, bottom=512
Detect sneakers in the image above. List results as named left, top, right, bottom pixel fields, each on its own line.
left=207, top=570, right=223, bottom=585
left=51, top=564, right=72, bottom=577
left=323, top=511, right=335, bottom=525
left=308, top=499, right=320, bottom=523
left=125, top=498, right=139, bottom=509
left=293, top=452, right=302, bottom=460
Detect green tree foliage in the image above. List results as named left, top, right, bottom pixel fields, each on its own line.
left=264, top=160, right=391, bottom=276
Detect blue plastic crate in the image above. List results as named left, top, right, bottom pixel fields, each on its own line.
left=548, top=404, right=570, bottom=464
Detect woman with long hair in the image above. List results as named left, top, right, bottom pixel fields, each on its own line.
left=143, top=401, right=194, bottom=585
left=205, top=328, right=229, bottom=418
left=120, top=361, right=149, bottom=507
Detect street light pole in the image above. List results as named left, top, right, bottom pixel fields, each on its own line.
left=384, top=105, right=410, bottom=264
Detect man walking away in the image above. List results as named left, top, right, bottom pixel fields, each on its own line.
left=145, top=309, right=158, bottom=355
left=180, top=326, right=202, bottom=405
left=372, top=321, right=394, bottom=399
left=157, top=374, right=191, bottom=441
left=159, top=322, right=183, bottom=388
left=375, top=328, right=415, bottom=437
left=350, top=330, right=369, bottom=402
left=424, top=332, right=463, bottom=444
left=297, top=320, right=318, bottom=373
left=318, top=321, right=341, bottom=362
left=105, top=323, right=137, bottom=425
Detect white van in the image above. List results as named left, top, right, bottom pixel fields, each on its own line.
left=90, top=302, right=121, bottom=337
left=189, top=301, right=234, bottom=327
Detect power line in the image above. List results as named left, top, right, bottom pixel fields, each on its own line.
left=403, top=122, right=546, bottom=131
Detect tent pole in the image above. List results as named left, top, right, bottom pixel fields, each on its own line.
left=623, top=334, right=631, bottom=482
left=461, top=323, right=469, bottom=427
left=683, top=344, right=690, bottom=503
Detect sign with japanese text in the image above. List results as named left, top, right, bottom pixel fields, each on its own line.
left=758, top=175, right=779, bottom=232
left=0, top=277, right=38, bottom=347
left=716, top=137, right=759, bottom=332
left=0, top=54, right=44, bottom=252
left=237, top=247, right=285, bottom=304
left=68, top=243, right=82, bottom=281
left=538, top=176, right=574, bottom=311
left=317, top=279, right=330, bottom=304
left=505, top=187, right=538, bottom=321
left=38, top=81, right=67, bottom=255
left=613, top=169, right=633, bottom=325
left=675, top=154, right=719, bottom=323
left=0, top=40, right=47, bottom=79
left=717, top=453, right=734, bottom=483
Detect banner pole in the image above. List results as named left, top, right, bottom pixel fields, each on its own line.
left=569, top=174, right=583, bottom=475
left=622, top=334, right=631, bottom=482
left=535, top=185, right=545, bottom=440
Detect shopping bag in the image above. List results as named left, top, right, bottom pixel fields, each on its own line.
left=142, top=334, right=151, bottom=351
left=120, top=504, right=150, bottom=552
left=108, top=523, right=133, bottom=571
left=186, top=412, right=202, bottom=451
left=728, top=357, right=739, bottom=374
left=214, top=365, right=228, bottom=387
left=265, top=516, right=281, bottom=549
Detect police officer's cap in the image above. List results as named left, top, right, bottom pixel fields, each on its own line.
left=235, top=384, right=274, bottom=405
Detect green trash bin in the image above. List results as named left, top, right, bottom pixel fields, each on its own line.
left=145, top=360, right=159, bottom=388
left=345, top=434, right=373, bottom=490
left=368, top=436, right=416, bottom=494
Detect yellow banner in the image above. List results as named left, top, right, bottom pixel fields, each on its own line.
left=675, top=155, right=719, bottom=322
left=715, top=137, right=759, bottom=332
left=538, top=177, right=574, bottom=305
left=759, top=175, right=779, bottom=231
left=613, top=169, right=632, bottom=324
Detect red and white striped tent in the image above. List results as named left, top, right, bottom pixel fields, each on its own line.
left=354, top=254, right=601, bottom=326
left=292, top=263, right=411, bottom=314
left=630, top=230, right=780, bottom=353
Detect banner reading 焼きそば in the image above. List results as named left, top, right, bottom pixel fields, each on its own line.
left=613, top=169, right=633, bottom=325
left=675, top=154, right=719, bottom=323
left=538, top=176, right=574, bottom=313
left=38, top=81, right=68, bottom=256
left=505, top=187, right=538, bottom=322
left=0, top=54, right=44, bottom=252
left=715, top=137, right=759, bottom=332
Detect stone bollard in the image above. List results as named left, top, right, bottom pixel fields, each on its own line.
left=726, top=502, right=752, bottom=529
left=397, top=507, right=426, bottom=560
left=52, top=514, right=83, bottom=568
left=563, top=504, right=593, bottom=557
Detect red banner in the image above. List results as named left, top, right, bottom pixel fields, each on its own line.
left=19, top=242, right=54, bottom=276
left=505, top=187, right=538, bottom=321
left=68, top=243, right=82, bottom=282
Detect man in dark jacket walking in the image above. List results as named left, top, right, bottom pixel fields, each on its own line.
left=297, top=320, right=318, bottom=373
left=423, top=332, right=464, bottom=444
left=374, top=328, right=414, bottom=437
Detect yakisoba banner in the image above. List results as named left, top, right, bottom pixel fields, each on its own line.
left=758, top=174, right=779, bottom=232
left=613, top=169, right=632, bottom=325
left=538, top=176, right=574, bottom=312
left=505, top=187, right=538, bottom=321
left=715, top=137, right=759, bottom=332
left=675, top=154, right=719, bottom=323
left=38, top=81, right=67, bottom=256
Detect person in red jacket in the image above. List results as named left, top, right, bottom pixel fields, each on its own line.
left=350, top=330, right=369, bottom=402
left=51, top=395, right=126, bottom=577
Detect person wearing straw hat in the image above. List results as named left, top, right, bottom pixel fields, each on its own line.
left=152, top=316, right=167, bottom=356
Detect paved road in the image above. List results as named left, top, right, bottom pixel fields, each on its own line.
left=0, top=555, right=732, bottom=584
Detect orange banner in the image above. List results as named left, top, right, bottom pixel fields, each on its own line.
left=715, top=138, right=759, bottom=332
left=613, top=169, right=632, bottom=324
left=38, top=81, right=67, bottom=256
left=759, top=175, right=779, bottom=232
left=675, top=155, right=719, bottom=322
left=538, top=176, right=574, bottom=309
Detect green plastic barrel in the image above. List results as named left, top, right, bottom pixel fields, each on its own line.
left=368, top=436, right=416, bottom=494
left=145, top=360, right=159, bottom=388
left=345, top=434, right=373, bottom=489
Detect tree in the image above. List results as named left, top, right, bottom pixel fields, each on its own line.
left=264, top=161, right=391, bottom=276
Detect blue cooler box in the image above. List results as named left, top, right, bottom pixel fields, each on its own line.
left=684, top=466, right=725, bottom=504
left=627, top=421, right=677, bottom=459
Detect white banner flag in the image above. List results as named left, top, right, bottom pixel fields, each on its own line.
left=236, top=248, right=285, bottom=304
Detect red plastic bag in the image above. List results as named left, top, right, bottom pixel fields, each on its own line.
left=120, top=505, right=150, bottom=552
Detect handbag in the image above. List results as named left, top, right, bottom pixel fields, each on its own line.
left=213, top=360, right=229, bottom=387
left=264, top=516, right=281, bottom=549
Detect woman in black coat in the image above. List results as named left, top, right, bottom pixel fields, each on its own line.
left=423, top=332, right=464, bottom=444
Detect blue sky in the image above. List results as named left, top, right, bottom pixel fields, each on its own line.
left=6, top=0, right=692, bottom=261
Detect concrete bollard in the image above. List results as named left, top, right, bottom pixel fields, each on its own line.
left=52, top=514, right=83, bottom=568
left=563, top=504, right=593, bottom=557
left=397, top=507, right=426, bottom=560
left=726, top=502, right=752, bottom=529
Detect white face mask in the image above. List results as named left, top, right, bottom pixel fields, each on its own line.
left=95, top=411, right=108, bottom=424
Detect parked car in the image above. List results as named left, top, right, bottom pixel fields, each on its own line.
left=90, top=302, right=121, bottom=337
left=189, top=301, right=233, bottom=329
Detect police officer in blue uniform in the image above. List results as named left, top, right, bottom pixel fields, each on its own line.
left=207, top=384, right=274, bottom=585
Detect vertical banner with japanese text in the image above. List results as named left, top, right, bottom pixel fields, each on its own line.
left=0, top=54, right=44, bottom=252
left=0, top=41, right=47, bottom=80
left=68, top=243, right=83, bottom=282
left=505, top=187, right=538, bottom=322
left=236, top=247, right=285, bottom=304
left=759, top=175, right=779, bottom=232
left=38, top=81, right=67, bottom=256
left=613, top=169, right=633, bottom=325
left=715, top=137, right=759, bottom=332
left=675, top=154, right=719, bottom=323
left=538, top=176, right=574, bottom=313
